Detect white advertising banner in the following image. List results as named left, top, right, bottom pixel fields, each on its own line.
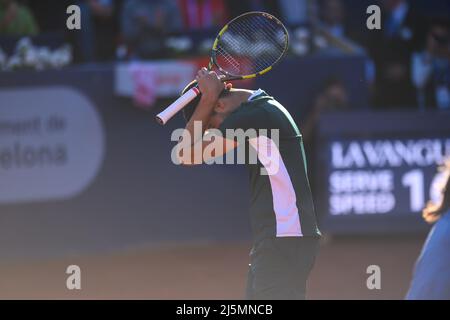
left=114, top=61, right=197, bottom=107
left=0, top=87, right=105, bottom=204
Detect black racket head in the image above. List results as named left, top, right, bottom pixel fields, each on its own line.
left=211, top=12, right=289, bottom=79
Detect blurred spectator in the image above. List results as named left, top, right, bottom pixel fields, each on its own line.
left=0, top=0, right=38, bottom=36
left=302, top=77, right=350, bottom=145
left=319, top=0, right=346, bottom=38
left=412, top=21, right=450, bottom=110
left=301, top=77, right=350, bottom=203
left=178, top=0, right=229, bottom=30
left=27, top=0, right=72, bottom=33
left=368, top=0, right=425, bottom=108
left=76, top=0, right=119, bottom=62
left=406, top=158, right=450, bottom=300
left=277, top=0, right=308, bottom=26
left=315, top=0, right=365, bottom=55
left=121, top=0, right=182, bottom=59
left=227, top=0, right=279, bottom=18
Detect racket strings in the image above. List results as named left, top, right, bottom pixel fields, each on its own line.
left=237, top=16, right=286, bottom=52
left=235, top=17, right=286, bottom=70
left=216, top=46, right=241, bottom=74
left=216, top=14, right=287, bottom=76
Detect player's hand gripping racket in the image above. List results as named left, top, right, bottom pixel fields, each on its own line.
left=156, top=11, right=289, bottom=125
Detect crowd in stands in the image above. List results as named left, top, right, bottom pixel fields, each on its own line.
left=0, top=0, right=449, bottom=110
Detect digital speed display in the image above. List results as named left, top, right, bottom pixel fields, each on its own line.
left=316, top=112, right=450, bottom=234
left=329, top=138, right=450, bottom=214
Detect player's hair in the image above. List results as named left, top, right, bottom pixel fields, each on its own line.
left=423, top=158, right=450, bottom=223
left=181, top=80, right=230, bottom=123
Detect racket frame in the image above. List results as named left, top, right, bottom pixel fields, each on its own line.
left=210, top=11, right=289, bottom=81
left=156, top=11, right=289, bottom=125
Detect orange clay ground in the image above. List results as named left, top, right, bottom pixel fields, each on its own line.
left=0, top=235, right=425, bottom=299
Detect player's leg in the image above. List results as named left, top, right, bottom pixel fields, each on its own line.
left=248, top=237, right=319, bottom=300
left=288, top=237, right=320, bottom=299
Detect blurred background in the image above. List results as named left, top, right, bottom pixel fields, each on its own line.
left=0, top=0, right=449, bottom=299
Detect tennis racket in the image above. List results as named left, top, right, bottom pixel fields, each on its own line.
left=156, top=11, right=289, bottom=125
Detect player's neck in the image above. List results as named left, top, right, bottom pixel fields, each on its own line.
left=229, top=89, right=253, bottom=110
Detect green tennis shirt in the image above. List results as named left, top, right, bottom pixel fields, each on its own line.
left=219, top=90, right=321, bottom=243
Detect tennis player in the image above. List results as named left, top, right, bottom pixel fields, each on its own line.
left=177, top=68, right=321, bottom=300
left=406, top=159, right=450, bottom=300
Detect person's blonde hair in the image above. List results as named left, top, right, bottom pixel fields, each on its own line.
left=423, top=157, right=450, bottom=223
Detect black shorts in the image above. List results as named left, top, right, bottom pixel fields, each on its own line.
left=246, top=236, right=320, bottom=300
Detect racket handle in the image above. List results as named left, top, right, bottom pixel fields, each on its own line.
left=155, top=87, right=200, bottom=125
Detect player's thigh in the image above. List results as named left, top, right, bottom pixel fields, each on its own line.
left=249, top=237, right=319, bottom=300
left=248, top=239, right=301, bottom=299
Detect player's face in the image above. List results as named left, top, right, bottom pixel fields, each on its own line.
left=208, top=110, right=225, bottom=129
left=208, top=96, right=236, bottom=129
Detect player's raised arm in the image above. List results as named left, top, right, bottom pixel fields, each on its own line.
left=177, top=68, right=237, bottom=165
left=185, top=68, right=223, bottom=142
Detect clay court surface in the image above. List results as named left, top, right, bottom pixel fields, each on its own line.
left=0, top=235, right=425, bottom=299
